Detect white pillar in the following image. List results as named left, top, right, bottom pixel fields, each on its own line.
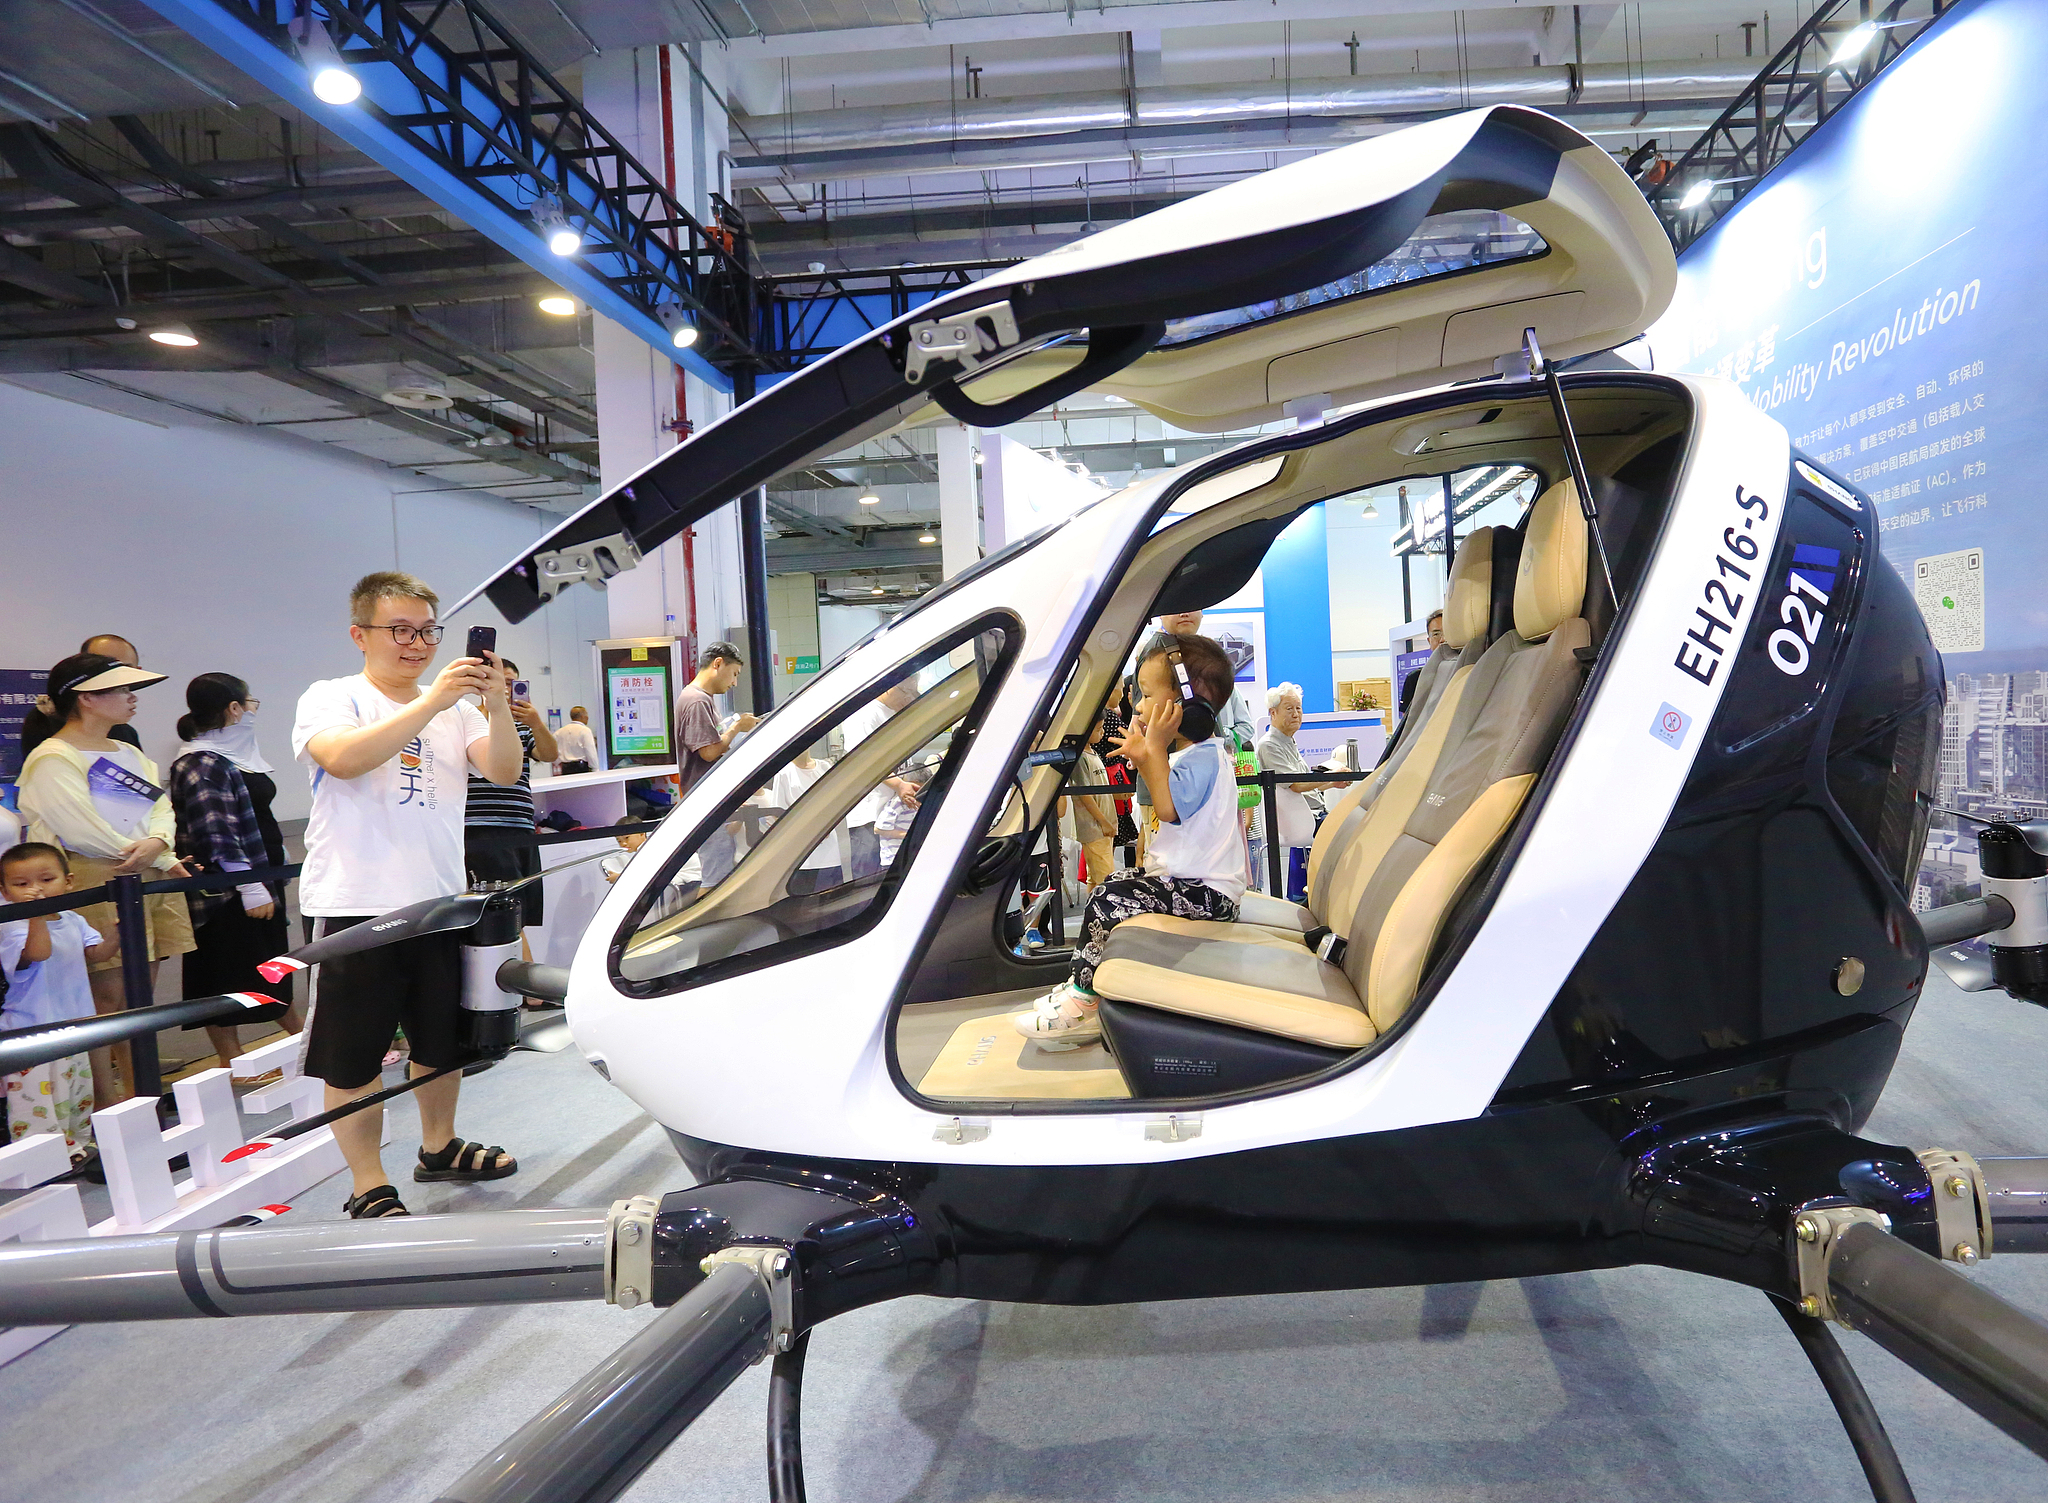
left=580, top=45, right=748, bottom=657
left=979, top=433, right=1010, bottom=553
left=935, top=423, right=980, bottom=579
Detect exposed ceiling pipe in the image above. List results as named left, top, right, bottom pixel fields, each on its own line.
left=734, top=59, right=1753, bottom=163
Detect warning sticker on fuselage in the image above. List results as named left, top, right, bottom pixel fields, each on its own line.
left=1914, top=547, right=1985, bottom=653
left=1649, top=702, right=1692, bottom=750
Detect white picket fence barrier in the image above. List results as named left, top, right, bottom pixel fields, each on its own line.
left=0, top=1134, right=86, bottom=1366
left=1, top=1029, right=388, bottom=1366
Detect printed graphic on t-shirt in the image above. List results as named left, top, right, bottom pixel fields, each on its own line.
left=395, top=734, right=436, bottom=809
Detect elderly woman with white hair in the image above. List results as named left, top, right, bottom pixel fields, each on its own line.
left=1255, top=682, right=1328, bottom=902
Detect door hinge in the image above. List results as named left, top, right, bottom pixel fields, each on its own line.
left=904, top=300, right=1020, bottom=385
left=933, top=1115, right=991, bottom=1145
left=1144, top=1113, right=1203, bottom=1143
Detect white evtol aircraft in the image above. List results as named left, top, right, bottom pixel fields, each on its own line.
left=6, top=105, right=2048, bottom=1503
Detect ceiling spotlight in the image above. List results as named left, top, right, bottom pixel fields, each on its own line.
left=655, top=302, right=698, bottom=349
left=871, top=586, right=885, bottom=595
left=537, top=294, right=577, bottom=316
left=115, top=316, right=138, bottom=331
left=1830, top=21, right=1878, bottom=65
left=147, top=321, right=199, bottom=347
left=290, top=14, right=361, bottom=105
left=1361, top=498, right=1381, bottom=520
left=1677, top=178, right=1715, bottom=211
left=533, top=195, right=582, bottom=257
left=918, top=532, right=936, bottom=544
left=383, top=377, right=453, bottom=410
left=858, top=491, right=880, bottom=506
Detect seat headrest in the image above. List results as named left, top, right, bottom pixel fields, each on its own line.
left=1442, top=525, right=1494, bottom=649
left=1514, top=480, right=1588, bottom=641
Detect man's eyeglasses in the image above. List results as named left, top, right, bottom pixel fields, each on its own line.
left=361, top=624, right=445, bottom=645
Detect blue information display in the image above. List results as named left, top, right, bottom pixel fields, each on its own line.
left=1647, top=0, right=2040, bottom=903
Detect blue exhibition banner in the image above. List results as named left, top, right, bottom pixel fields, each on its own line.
left=1647, top=0, right=2035, bottom=904
left=0, top=668, right=44, bottom=789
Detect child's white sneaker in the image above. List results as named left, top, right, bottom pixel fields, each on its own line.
left=1013, top=983, right=1101, bottom=1050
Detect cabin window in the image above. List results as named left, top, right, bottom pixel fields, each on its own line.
left=1154, top=210, right=1548, bottom=349
left=609, top=621, right=1017, bottom=996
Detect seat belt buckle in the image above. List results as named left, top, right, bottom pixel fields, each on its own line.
left=1306, top=927, right=1346, bottom=965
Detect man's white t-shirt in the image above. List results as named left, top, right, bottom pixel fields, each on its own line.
left=292, top=675, right=490, bottom=916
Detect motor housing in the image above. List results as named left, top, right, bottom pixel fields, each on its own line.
left=460, top=890, right=527, bottom=1057
left=1981, top=823, right=2048, bottom=1006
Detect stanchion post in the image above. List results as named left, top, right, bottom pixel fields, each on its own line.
left=1261, top=772, right=1285, bottom=898
left=110, top=872, right=162, bottom=1100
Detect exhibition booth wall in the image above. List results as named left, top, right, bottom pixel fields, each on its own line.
left=0, top=379, right=610, bottom=823
left=1649, top=0, right=2035, bottom=906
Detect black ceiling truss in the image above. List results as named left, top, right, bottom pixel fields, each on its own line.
left=1652, top=0, right=1952, bottom=249
left=235, top=0, right=766, bottom=369
left=0, top=114, right=597, bottom=484
left=758, top=258, right=1014, bottom=368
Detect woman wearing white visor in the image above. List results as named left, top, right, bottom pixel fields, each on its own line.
left=17, top=654, right=195, bottom=1107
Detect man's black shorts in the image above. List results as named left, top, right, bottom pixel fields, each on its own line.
left=302, top=918, right=474, bottom=1089
left=465, top=830, right=544, bottom=926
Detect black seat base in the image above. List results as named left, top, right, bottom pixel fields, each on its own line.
left=1097, top=998, right=1351, bottom=1099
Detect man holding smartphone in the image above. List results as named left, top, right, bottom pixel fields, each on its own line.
left=290, top=572, right=524, bottom=1219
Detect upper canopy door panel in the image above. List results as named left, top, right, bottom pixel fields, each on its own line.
left=978, top=104, right=1677, bottom=431
left=463, top=105, right=1671, bottom=622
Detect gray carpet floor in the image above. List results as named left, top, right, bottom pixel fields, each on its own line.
left=4, top=967, right=2048, bottom=1502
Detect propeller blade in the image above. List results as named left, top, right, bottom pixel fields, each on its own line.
left=0, top=994, right=280, bottom=1077
left=256, top=892, right=494, bottom=982
left=221, top=1013, right=568, bottom=1162
left=215, top=1205, right=292, bottom=1228
left=223, top=1062, right=462, bottom=1162
left=1930, top=944, right=1999, bottom=992
left=254, top=846, right=623, bottom=984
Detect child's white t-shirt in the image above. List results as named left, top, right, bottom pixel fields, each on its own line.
left=1, top=911, right=102, bottom=1032
left=292, top=675, right=490, bottom=916
left=1141, top=737, right=1246, bottom=903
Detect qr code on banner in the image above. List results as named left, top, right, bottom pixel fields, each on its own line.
left=1914, top=547, right=1985, bottom=653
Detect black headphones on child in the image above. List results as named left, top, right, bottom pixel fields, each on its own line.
left=1165, top=645, right=1219, bottom=744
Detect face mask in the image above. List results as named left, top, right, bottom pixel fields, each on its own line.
left=182, top=718, right=273, bottom=775
left=239, top=705, right=257, bottom=722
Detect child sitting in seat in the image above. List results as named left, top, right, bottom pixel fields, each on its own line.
left=2, top=842, right=115, bottom=1162
left=1013, top=634, right=1245, bottom=1049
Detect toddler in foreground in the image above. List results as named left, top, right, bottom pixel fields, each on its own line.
left=1013, top=634, right=1245, bottom=1049
left=2, top=842, right=114, bottom=1159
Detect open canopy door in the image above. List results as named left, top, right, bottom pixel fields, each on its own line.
left=460, top=105, right=1672, bottom=624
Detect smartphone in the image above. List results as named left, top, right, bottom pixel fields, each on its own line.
left=465, top=625, right=496, bottom=663
left=511, top=679, right=532, bottom=705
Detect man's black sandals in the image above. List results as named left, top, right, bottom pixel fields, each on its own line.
left=416, top=1139, right=517, bottom=1182
left=345, top=1184, right=410, bottom=1218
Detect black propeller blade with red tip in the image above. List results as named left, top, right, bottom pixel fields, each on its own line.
left=0, top=993, right=282, bottom=1077
left=255, top=847, right=618, bottom=985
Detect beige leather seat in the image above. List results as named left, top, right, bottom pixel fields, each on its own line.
left=1095, top=480, right=1592, bottom=1051
left=1233, top=523, right=1505, bottom=936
